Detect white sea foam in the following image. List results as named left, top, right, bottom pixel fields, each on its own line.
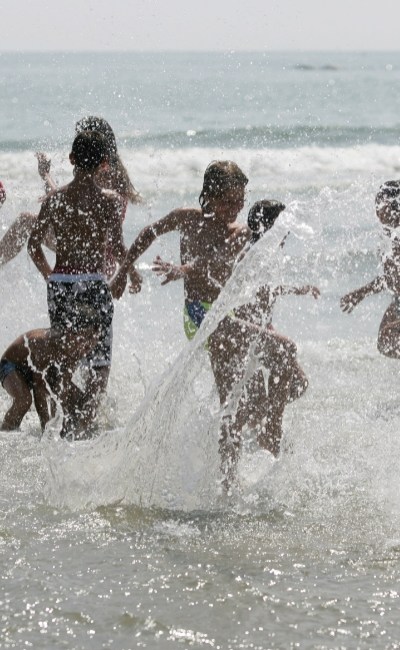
left=38, top=221, right=400, bottom=511
left=3, top=51, right=400, bottom=649
left=1, top=143, right=400, bottom=202
left=1, top=139, right=399, bottom=512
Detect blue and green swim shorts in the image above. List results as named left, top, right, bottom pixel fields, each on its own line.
left=183, top=300, right=213, bottom=340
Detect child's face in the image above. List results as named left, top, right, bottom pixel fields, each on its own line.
left=210, top=185, right=246, bottom=221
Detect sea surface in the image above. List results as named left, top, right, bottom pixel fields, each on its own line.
left=1, top=51, right=400, bottom=649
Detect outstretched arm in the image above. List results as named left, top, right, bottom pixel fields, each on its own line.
left=109, top=223, right=159, bottom=299
left=103, top=196, right=143, bottom=294
left=340, top=276, right=385, bottom=314
left=274, top=285, right=320, bottom=299
left=236, top=284, right=320, bottom=325
left=35, top=152, right=57, bottom=195
left=110, top=208, right=189, bottom=299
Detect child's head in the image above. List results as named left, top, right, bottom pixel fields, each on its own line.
left=248, top=199, right=286, bottom=242
left=375, top=181, right=400, bottom=229
left=75, top=115, right=141, bottom=204
left=70, top=131, right=109, bottom=171
left=75, top=115, right=118, bottom=162
left=199, top=161, right=248, bottom=213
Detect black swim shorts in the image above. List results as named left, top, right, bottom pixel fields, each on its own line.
left=47, top=274, right=114, bottom=368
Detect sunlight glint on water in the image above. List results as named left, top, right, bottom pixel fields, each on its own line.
left=1, top=51, right=400, bottom=648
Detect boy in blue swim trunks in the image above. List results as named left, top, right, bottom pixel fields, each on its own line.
left=28, top=131, right=125, bottom=437
left=0, top=332, right=46, bottom=431
left=111, top=162, right=313, bottom=487
left=0, top=326, right=100, bottom=432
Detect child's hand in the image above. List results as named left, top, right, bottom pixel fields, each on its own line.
left=304, top=285, right=320, bottom=299
left=35, top=152, right=51, bottom=179
left=152, top=255, right=185, bottom=285
left=340, top=291, right=362, bottom=313
left=295, top=285, right=320, bottom=298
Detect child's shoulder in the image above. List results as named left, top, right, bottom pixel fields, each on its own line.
left=174, top=206, right=201, bottom=217
left=175, top=206, right=203, bottom=226
left=99, top=187, right=125, bottom=212
left=42, top=184, right=69, bottom=208
left=160, top=206, right=202, bottom=230
left=100, top=187, right=121, bottom=200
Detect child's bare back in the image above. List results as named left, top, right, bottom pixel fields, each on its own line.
left=28, top=132, right=123, bottom=280
left=43, top=181, right=121, bottom=275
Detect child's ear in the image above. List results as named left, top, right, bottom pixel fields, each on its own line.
left=69, top=152, right=75, bottom=166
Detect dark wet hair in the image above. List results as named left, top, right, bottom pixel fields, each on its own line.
left=248, top=199, right=286, bottom=243
left=75, top=115, right=141, bottom=204
left=75, top=115, right=117, bottom=160
left=199, top=161, right=248, bottom=210
left=375, top=180, right=400, bottom=227
left=71, top=131, right=108, bottom=171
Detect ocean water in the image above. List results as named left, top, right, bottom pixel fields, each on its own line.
left=1, top=51, right=400, bottom=648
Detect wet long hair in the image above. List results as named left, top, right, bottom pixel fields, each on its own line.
left=199, top=161, right=248, bottom=212
left=75, top=115, right=141, bottom=204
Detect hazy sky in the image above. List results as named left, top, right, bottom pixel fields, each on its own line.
left=1, top=0, right=400, bottom=52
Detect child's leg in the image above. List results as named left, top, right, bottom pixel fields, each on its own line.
left=75, top=365, right=110, bottom=432
left=208, top=319, right=247, bottom=488
left=254, top=329, right=297, bottom=455
left=287, top=361, right=308, bottom=402
left=377, top=301, right=400, bottom=358
left=1, top=371, right=32, bottom=430
left=32, top=374, right=53, bottom=432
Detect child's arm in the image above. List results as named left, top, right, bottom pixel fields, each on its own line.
left=243, top=285, right=320, bottom=324
left=110, top=208, right=189, bottom=299
left=274, top=285, right=320, bottom=299
left=340, top=276, right=385, bottom=314
left=27, top=200, right=53, bottom=280
left=152, top=255, right=195, bottom=286
left=107, top=198, right=143, bottom=295
left=35, top=153, right=57, bottom=195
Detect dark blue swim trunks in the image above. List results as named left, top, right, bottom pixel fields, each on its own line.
left=0, top=358, right=34, bottom=389
left=47, top=273, right=114, bottom=368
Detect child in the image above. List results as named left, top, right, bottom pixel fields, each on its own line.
left=28, top=131, right=124, bottom=436
left=340, top=182, right=400, bottom=358
left=0, top=116, right=142, bottom=282
left=1, top=329, right=54, bottom=431
left=111, top=162, right=308, bottom=486
left=0, top=325, right=101, bottom=433
left=229, top=200, right=319, bottom=463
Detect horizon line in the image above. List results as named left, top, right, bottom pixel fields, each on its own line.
left=1, top=49, right=400, bottom=55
